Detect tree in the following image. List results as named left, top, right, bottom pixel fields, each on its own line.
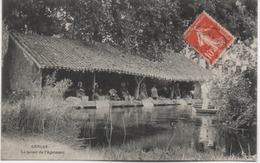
left=3, top=0, right=257, bottom=61
left=3, top=0, right=62, bottom=35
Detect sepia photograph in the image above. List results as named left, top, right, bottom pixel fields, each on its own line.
left=1, top=0, right=257, bottom=161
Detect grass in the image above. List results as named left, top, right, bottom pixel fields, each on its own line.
left=1, top=92, right=92, bottom=149
left=2, top=90, right=91, bottom=131
left=1, top=133, right=256, bottom=161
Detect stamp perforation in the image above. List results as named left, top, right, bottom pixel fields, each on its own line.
left=184, top=11, right=235, bottom=64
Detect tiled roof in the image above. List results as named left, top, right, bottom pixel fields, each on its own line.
left=10, top=32, right=214, bottom=81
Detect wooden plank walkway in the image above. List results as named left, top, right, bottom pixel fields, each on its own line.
left=191, top=100, right=219, bottom=114
left=152, top=99, right=179, bottom=106
left=66, top=97, right=200, bottom=109
left=79, top=99, right=184, bottom=109
left=109, top=100, right=143, bottom=108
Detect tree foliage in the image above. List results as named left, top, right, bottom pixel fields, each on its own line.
left=3, top=0, right=257, bottom=61
left=211, top=68, right=256, bottom=129
left=210, top=37, right=257, bottom=129
left=3, top=0, right=62, bottom=35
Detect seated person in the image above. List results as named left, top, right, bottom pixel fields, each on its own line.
left=76, top=81, right=86, bottom=99
left=108, top=88, right=120, bottom=100
left=151, top=84, right=158, bottom=100
left=120, top=82, right=131, bottom=101
left=190, top=90, right=195, bottom=99
left=139, top=83, right=148, bottom=100
left=162, top=86, right=170, bottom=98
left=92, top=83, right=101, bottom=101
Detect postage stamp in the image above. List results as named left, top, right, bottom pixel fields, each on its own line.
left=184, top=11, right=235, bottom=64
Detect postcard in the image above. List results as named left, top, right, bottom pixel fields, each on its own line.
left=1, top=0, right=257, bottom=161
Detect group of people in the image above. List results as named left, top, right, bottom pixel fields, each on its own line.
left=118, top=82, right=183, bottom=101
left=118, top=82, right=160, bottom=101
left=139, top=83, right=159, bottom=100
left=74, top=81, right=186, bottom=101
left=75, top=81, right=102, bottom=101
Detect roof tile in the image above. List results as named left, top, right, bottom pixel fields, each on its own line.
left=11, top=32, right=214, bottom=81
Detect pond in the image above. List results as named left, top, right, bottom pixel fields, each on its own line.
left=78, top=105, right=256, bottom=156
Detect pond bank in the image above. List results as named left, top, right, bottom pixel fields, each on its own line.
left=1, top=97, right=256, bottom=161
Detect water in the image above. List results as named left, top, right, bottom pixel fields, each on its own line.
left=78, top=105, right=256, bottom=156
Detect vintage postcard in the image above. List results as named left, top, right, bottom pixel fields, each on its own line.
left=1, top=0, right=257, bottom=161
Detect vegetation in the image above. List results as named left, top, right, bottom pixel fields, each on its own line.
left=2, top=0, right=257, bottom=61
left=1, top=74, right=90, bottom=145
left=210, top=38, right=257, bottom=129
left=211, top=68, right=256, bottom=128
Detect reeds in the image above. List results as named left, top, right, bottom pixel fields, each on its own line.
left=2, top=95, right=76, bottom=135
left=2, top=77, right=89, bottom=142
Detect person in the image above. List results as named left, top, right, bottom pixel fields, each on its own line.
left=201, top=81, right=213, bottom=110
left=162, top=86, right=170, bottom=98
left=139, top=83, right=148, bottom=100
left=151, top=84, right=158, bottom=100
left=108, top=88, right=120, bottom=100
left=190, top=90, right=195, bottom=99
left=201, top=81, right=212, bottom=100
left=76, top=81, right=86, bottom=99
left=120, top=82, right=131, bottom=101
left=92, top=83, right=101, bottom=101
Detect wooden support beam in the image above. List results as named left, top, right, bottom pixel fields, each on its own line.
left=92, top=72, right=96, bottom=101
left=134, top=76, right=145, bottom=100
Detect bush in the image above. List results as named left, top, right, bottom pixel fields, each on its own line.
left=42, top=71, right=73, bottom=99
left=2, top=75, right=89, bottom=141
left=210, top=68, right=257, bottom=129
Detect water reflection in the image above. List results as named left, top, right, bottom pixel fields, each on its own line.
left=197, top=115, right=218, bottom=152
left=78, top=106, right=256, bottom=156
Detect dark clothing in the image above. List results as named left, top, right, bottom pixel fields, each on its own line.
left=120, top=86, right=131, bottom=100
left=92, top=85, right=101, bottom=101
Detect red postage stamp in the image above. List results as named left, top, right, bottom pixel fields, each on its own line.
left=184, top=11, right=235, bottom=64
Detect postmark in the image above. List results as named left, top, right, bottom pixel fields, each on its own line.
left=184, top=11, right=235, bottom=64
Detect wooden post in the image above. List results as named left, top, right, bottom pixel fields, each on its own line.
left=92, top=72, right=96, bottom=101
left=170, top=81, right=175, bottom=100
left=134, top=76, right=145, bottom=100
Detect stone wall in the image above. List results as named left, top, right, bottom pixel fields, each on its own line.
left=3, top=38, right=42, bottom=95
